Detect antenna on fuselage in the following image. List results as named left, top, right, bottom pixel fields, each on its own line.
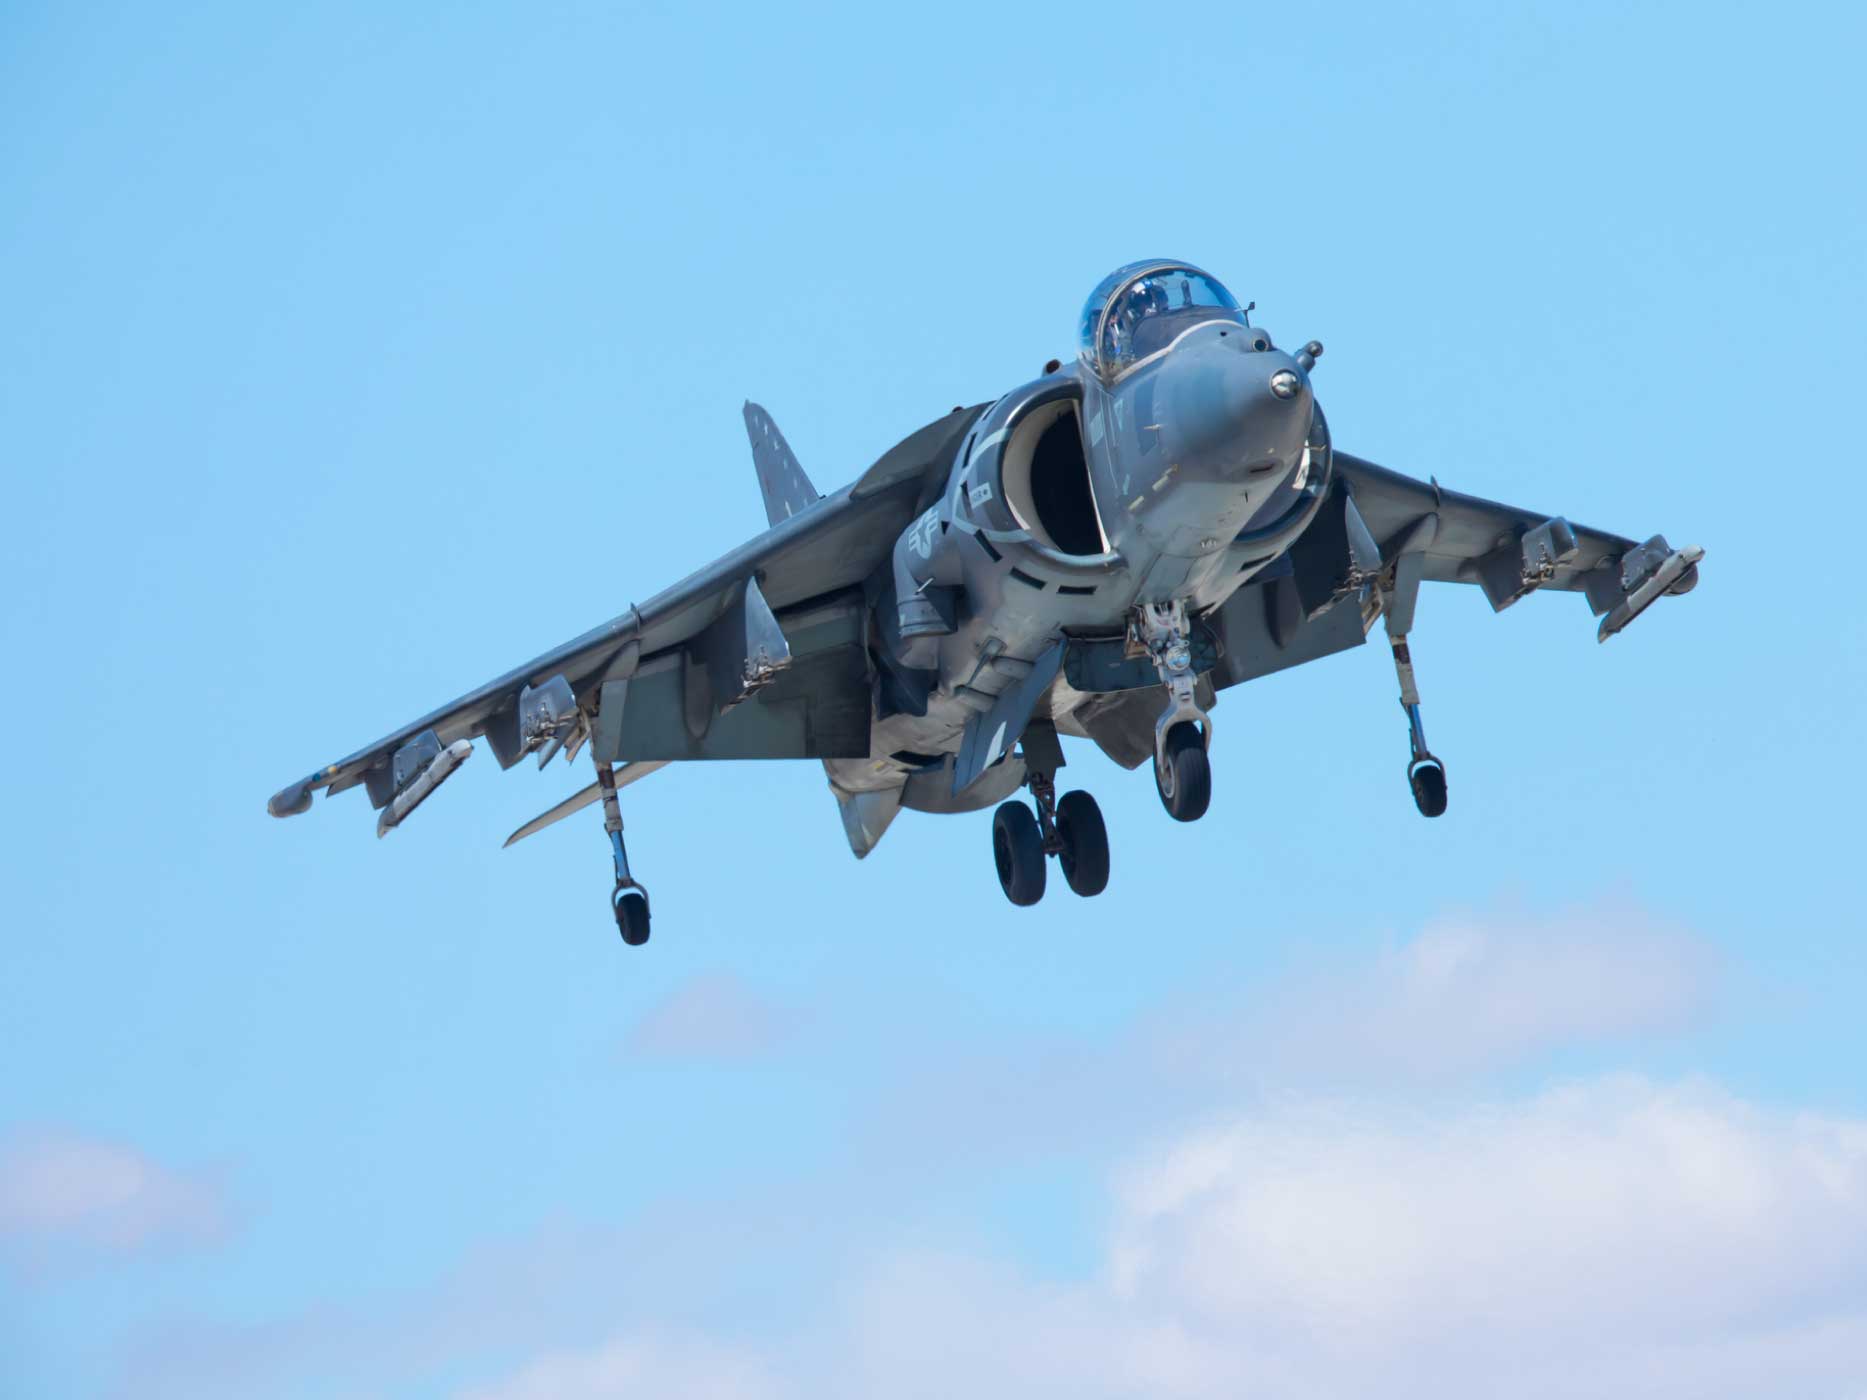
left=1242, top=301, right=1256, bottom=328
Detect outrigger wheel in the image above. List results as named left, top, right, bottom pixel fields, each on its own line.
left=612, top=885, right=651, bottom=946
left=1155, top=721, right=1212, bottom=823
left=1407, top=758, right=1448, bottom=818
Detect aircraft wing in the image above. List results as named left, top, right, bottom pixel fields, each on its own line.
left=1334, top=450, right=1702, bottom=638
left=267, top=406, right=983, bottom=831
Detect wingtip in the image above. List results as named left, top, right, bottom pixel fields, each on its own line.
left=267, top=780, right=313, bottom=818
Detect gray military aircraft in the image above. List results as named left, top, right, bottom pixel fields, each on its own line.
left=268, top=260, right=1702, bottom=945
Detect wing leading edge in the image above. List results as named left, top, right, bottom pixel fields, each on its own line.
left=268, top=405, right=986, bottom=829
left=1335, top=451, right=1702, bottom=637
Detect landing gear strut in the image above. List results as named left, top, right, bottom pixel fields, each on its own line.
left=595, top=758, right=652, bottom=944
left=991, top=766, right=1110, bottom=906
left=1390, top=633, right=1448, bottom=817
left=1134, top=601, right=1213, bottom=822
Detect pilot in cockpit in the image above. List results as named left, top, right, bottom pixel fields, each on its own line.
left=1125, top=277, right=1194, bottom=358
left=1081, top=263, right=1249, bottom=380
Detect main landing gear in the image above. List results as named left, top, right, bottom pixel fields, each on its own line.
left=1134, top=600, right=1213, bottom=822
left=992, top=768, right=1110, bottom=907
left=594, top=758, right=653, bottom=945
left=1389, top=632, right=1448, bottom=818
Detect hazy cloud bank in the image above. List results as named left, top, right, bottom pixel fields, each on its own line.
left=123, top=901, right=1867, bottom=1400
left=465, top=1079, right=1867, bottom=1400
left=865, top=899, right=1721, bottom=1165
left=621, top=971, right=800, bottom=1062
left=0, top=1127, right=228, bottom=1273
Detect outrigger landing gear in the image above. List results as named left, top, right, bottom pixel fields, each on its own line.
left=1134, top=601, right=1213, bottom=822
left=990, top=746, right=1110, bottom=906
left=595, top=759, right=652, bottom=944
left=1390, top=633, right=1448, bottom=818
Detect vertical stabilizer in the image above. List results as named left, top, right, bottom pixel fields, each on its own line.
left=743, top=402, right=820, bottom=527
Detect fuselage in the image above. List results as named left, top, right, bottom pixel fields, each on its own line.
left=827, top=294, right=1327, bottom=811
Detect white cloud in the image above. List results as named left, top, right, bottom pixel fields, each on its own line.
left=830, top=1250, right=1228, bottom=1400
left=122, top=904, right=1866, bottom=1400
left=621, top=972, right=798, bottom=1061
left=1107, top=1079, right=1867, bottom=1362
left=456, top=1330, right=781, bottom=1400
left=453, top=1079, right=1867, bottom=1400
left=864, top=900, right=1719, bottom=1166
left=1243, top=900, right=1718, bottom=1082
left=0, top=1127, right=228, bottom=1266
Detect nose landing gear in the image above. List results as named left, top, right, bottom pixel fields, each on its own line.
left=1134, top=601, right=1215, bottom=822
left=991, top=766, right=1111, bottom=906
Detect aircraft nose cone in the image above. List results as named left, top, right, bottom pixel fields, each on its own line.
left=1160, top=339, right=1312, bottom=477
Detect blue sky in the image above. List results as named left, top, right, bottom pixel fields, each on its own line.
left=3, top=1, right=1864, bottom=1395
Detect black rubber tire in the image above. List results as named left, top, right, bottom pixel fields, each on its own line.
left=614, top=889, right=652, bottom=946
left=1056, top=790, right=1110, bottom=897
left=992, top=801, right=1047, bottom=906
left=1155, top=722, right=1212, bottom=823
left=1409, top=760, right=1449, bottom=818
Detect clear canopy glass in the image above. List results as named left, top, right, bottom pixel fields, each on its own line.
left=1078, top=262, right=1246, bottom=378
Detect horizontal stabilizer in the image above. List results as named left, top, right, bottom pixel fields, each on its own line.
left=744, top=402, right=819, bottom=527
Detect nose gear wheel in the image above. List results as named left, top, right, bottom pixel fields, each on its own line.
left=1132, top=601, right=1215, bottom=822
left=1155, top=722, right=1212, bottom=822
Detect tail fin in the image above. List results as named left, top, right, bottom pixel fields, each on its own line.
left=743, top=401, right=820, bottom=526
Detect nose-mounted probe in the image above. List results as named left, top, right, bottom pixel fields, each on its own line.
left=1273, top=342, right=1324, bottom=399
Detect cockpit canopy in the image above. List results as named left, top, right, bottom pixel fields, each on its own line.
left=1078, top=261, right=1247, bottom=380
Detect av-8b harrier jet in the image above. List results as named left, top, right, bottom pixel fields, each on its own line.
left=268, top=260, right=1702, bottom=945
